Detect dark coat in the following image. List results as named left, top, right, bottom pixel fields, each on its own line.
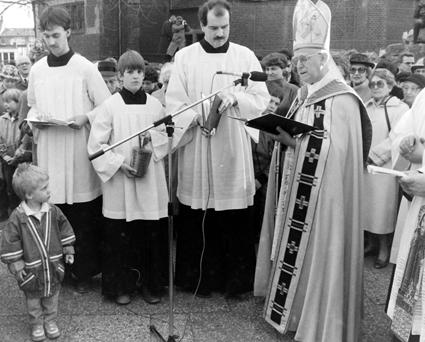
left=158, top=19, right=174, bottom=55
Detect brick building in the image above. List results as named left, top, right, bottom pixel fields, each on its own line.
left=36, top=0, right=418, bottom=62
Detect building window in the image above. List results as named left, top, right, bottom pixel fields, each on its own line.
left=1, top=52, right=14, bottom=63
left=0, top=38, right=6, bottom=45
left=62, top=2, right=85, bottom=33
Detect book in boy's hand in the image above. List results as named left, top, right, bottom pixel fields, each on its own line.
left=229, top=113, right=317, bottom=136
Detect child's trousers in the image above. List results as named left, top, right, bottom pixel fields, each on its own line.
left=25, top=289, right=60, bottom=326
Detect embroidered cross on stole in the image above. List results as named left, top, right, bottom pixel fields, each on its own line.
left=264, top=98, right=330, bottom=334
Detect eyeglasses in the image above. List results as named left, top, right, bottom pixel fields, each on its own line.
left=293, top=53, right=320, bottom=65
left=369, top=80, right=386, bottom=89
left=402, top=85, right=422, bottom=93
left=17, top=62, right=30, bottom=67
left=349, top=67, right=367, bottom=74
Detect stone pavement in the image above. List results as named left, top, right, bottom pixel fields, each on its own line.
left=0, top=224, right=394, bottom=342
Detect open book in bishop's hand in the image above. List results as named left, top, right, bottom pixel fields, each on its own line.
left=229, top=113, right=317, bottom=136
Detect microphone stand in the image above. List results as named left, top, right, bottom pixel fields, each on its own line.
left=88, top=78, right=244, bottom=342
left=88, top=78, right=243, bottom=161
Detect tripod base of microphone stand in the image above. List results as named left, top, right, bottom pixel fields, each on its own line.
left=149, top=325, right=178, bottom=342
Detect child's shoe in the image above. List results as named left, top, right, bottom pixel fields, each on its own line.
left=44, top=321, right=60, bottom=339
left=31, top=324, right=45, bottom=341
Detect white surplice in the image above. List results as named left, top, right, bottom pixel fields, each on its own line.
left=166, top=42, right=269, bottom=210
left=88, top=92, right=193, bottom=221
left=27, top=54, right=110, bottom=204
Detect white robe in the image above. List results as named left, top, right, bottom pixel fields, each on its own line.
left=27, top=54, right=110, bottom=204
left=363, top=97, right=408, bottom=235
left=88, top=92, right=194, bottom=221
left=388, top=164, right=425, bottom=341
left=390, top=89, right=425, bottom=263
left=166, top=42, right=269, bottom=210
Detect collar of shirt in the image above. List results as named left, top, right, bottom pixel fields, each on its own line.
left=47, top=48, right=74, bottom=67
left=119, top=87, right=147, bottom=105
left=21, top=201, right=50, bottom=221
left=1, top=112, right=18, bottom=121
left=306, top=71, right=335, bottom=98
left=200, top=39, right=230, bottom=54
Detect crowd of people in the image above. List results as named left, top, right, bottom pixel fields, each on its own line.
left=1, top=0, right=425, bottom=341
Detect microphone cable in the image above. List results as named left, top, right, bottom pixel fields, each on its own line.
left=178, top=75, right=222, bottom=341
left=178, top=138, right=211, bottom=342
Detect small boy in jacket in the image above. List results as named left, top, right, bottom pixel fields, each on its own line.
left=0, top=163, right=75, bottom=341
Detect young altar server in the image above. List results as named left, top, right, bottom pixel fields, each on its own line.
left=88, top=50, right=193, bottom=305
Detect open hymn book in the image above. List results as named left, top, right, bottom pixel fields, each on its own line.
left=229, top=113, right=316, bottom=136
left=26, top=116, right=74, bottom=127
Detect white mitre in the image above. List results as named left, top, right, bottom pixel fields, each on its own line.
left=293, top=0, right=331, bottom=52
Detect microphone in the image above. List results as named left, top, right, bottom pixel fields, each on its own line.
left=216, top=71, right=268, bottom=82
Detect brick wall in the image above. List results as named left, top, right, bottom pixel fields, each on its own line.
left=230, top=0, right=417, bottom=56
left=38, top=0, right=421, bottom=62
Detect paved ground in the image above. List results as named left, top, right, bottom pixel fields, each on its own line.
left=0, top=221, right=394, bottom=342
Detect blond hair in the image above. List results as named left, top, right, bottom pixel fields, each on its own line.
left=12, top=163, right=49, bottom=200
left=3, top=88, right=22, bottom=103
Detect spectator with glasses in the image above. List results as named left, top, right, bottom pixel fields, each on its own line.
left=261, top=52, right=299, bottom=116
left=15, top=56, right=32, bottom=91
left=363, top=68, right=409, bottom=269
left=349, top=53, right=375, bottom=103
left=400, top=73, right=425, bottom=108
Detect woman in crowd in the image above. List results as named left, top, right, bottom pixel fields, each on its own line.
left=364, top=68, right=409, bottom=269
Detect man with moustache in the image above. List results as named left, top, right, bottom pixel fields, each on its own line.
left=256, top=0, right=371, bottom=341
left=166, top=0, right=269, bottom=298
left=27, top=6, right=110, bottom=293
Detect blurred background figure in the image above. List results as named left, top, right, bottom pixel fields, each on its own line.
left=400, top=74, right=425, bottom=108
left=166, top=16, right=191, bottom=61
left=28, top=38, right=49, bottom=64
left=15, top=56, right=32, bottom=91
left=142, top=66, right=160, bottom=95
left=152, top=62, right=173, bottom=107
left=97, top=60, right=120, bottom=95
left=158, top=15, right=176, bottom=63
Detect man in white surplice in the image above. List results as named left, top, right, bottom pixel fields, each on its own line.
left=166, top=0, right=269, bottom=297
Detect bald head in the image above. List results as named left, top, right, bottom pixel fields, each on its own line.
left=16, top=56, right=32, bottom=78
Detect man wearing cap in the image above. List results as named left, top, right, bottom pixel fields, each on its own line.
left=349, top=53, right=375, bottom=103
left=98, top=60, right=120, bottom=94
left=27, top=6, right=110, bottom=293
left=401, top=73, right=425, bottom=107
left=15, top=56, right=32, bottom=91
left=411, top=58, right=425, bottom=75
left=256, top=1, right=372, bottom=341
